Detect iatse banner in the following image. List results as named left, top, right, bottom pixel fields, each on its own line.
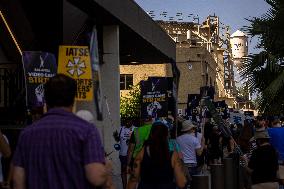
left=58, top=46, right=94, bottom=101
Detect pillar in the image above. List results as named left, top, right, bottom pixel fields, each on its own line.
left=210, top=164, right=224, bottom=189
left=97, top=25, right=121, bottom=188
left=76, top=24, right=121, bottom=189
left=192, top=175, right=209, bottom=189
left=224, top=158, right=238, bottom=189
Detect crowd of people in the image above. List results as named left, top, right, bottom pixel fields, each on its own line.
left=0, top=73, right=283, bottom=189
left=115, top=112, right=284, bottom=189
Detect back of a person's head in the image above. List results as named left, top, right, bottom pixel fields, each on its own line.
left=272, top=116, right=280, bottom=126
left=239, top=120, right=254, bottom=150
left=151, top=122, right=169, bottom=139
left=244, top=119, right=255, bottom=127
left=256, top=115, right=265, bottom=122
left=148, top=122, right=170, bottom=167
left=44, top=74, right=77, bottom=108
left=142, top=115, right=153, bottom=125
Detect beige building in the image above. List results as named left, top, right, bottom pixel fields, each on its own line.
left=120, top=16, right=237, bottom=115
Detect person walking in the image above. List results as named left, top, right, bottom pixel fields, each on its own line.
left=207, top=126, right=222, bottom=164
left=113, top=119, right=135, bottom=189
left=247, top=130, right=279, bottom=189
left=12, top=74, right=112, bottom=189
left=176, top=120, right=205, bottom=188
left=127, top=120, right=187, bottom=189
left=268, top=116, right=284, bottom=188
left=127, top=116, right=153, bottom=172
left=247, top=116, right=266, bottom=161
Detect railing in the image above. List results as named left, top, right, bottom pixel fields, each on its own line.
left=0, top=65, right=26, bottom=124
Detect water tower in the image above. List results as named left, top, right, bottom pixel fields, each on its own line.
left=230, top=30, right=248, bottom=68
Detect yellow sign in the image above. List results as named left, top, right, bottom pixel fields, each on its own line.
left=58, top=46, right=93, bottom=101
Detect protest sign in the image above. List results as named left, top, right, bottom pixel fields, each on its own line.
left=58, top=46, right=93, bottom=101
left=141, top=77, right=168, bottom=119
left=22, top=51, right=57, bottom=108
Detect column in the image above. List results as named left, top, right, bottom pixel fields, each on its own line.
left=97, top=25, right=121, bottom=188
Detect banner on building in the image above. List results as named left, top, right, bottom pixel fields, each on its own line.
left=58, top=46, right=93, bottom=101
left=22, top=51, right=57, bottom=109
left=141, top=77, right=168, bottom=119
left=90, top=26, right=103, bottom=120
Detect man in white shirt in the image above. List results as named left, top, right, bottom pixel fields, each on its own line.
left=114, top=120, right=135, bottom=189
left=177, top=120, right=204, bottom=187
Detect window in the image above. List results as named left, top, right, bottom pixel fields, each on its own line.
left=120, top=74, right=133, bottom=90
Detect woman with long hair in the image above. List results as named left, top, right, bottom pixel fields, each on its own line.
left=127, top=120, right=186, bottom=189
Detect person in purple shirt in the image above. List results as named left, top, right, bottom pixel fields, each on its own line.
left=12, top=74, right=112, bottom=189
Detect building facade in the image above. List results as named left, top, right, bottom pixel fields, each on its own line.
left=120, top=16, right=237, bottom=115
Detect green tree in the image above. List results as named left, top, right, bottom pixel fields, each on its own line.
left=251, top=93, right=263, bottom=110
left=241, top=0, right=284, bottom=115
left=120, top=84, right=141, bottom=120
left=236, top=85, right=250, bottom=101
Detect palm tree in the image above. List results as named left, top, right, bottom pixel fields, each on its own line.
left=241, top=0, right=284, bottom=115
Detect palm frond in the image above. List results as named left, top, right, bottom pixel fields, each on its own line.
left=263, top=70, right=284, bottom=100
left=240, top=0, right=284, bottom=114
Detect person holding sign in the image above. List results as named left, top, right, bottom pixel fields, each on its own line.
left=12, top=74, right=112, bottom=189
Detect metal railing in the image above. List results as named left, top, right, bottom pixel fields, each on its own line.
left=0, top=65, right=26, bottom=124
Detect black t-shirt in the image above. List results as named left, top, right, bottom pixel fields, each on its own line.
left=139, top=146, right=176, bottom=189
left=248, top=144, right=278, bottom=184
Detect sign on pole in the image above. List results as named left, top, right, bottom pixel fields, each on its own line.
left=22, top=51, right=57, bottom=109
left=58, top=46, right=93, bottom=101
left=141, top=77, right=168, bottom=119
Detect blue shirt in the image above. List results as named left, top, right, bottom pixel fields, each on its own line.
left=168, top=139, right=180, bottom=152
left=268, top=127, right=284, bottom=161
left=13, top=108, right=105, bottom=189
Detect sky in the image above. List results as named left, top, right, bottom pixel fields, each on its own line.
left=135, top=0, right=271, bottom=54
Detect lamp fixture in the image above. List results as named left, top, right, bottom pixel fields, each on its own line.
left=130, top=61, right=140, bottom=64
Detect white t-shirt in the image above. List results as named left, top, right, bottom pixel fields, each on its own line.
left=177, top=133, right=201, bottom=164
left=119, top=126, right=135, bottom=156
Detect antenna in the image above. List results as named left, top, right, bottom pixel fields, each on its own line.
left=146, top=10, right=195, bottom=22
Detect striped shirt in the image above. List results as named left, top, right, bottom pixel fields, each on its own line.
left=13, top=108, right=105, bottom=189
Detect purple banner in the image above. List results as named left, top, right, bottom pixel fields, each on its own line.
left=22, top=51, right=57, bottom=108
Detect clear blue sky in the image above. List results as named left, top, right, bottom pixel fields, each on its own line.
left=135, top=0, right=271, bottom=53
